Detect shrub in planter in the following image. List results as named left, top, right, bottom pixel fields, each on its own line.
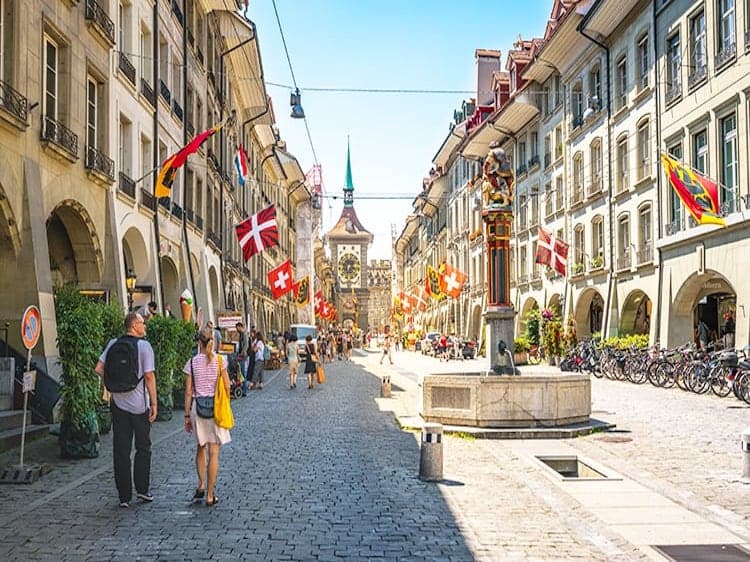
left=523, top=308, right=541, bottom=346
left=172, top=320, right=197, bottom=409
left=55, top=285, right=103, bottom=458
left=145, top=316, right=179, bottom=421
left=96, top=405, right=112, bottom=434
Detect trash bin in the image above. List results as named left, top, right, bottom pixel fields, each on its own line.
left=419, top=423, right=443, bottom=481
left=380, top=375, right=391, bottom=398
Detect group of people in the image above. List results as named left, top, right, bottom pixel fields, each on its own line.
left=232, top=322, right=269, bottom=394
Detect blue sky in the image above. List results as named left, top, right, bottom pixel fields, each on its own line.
left=250, top=0, right=553, bottom=258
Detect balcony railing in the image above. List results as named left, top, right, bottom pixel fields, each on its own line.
left=172, top=99, right=183, bottom=122
left=637, top=243, right=653, bottom=264
left=118, top=51, right=136, bottom=85
left=687, top=64, right=707, bottom=89
left=141, top=79, right=155, bottom=107
left=528, top=154, right=540, bottom=169
left=616, top=173, right=629, bottom=194
left=571, top=114, right=584, bottom=129
left=41, top=116, right=78, bottom=158
left=85, top=0, right=115, bottom=45
left=664, top=82, right=681, bottom=107
left=720, top=196, right=739, bottom=216
left=665, top=220, right=681, bottom=236
left=616, top=253, right=631, bottom=271
left=543, top=153, right=551, bottom=168
left=171, top=201, right=183, bottom=220
left=186, top=120, right=195, bottom=137
left=158, top=197, right=170, bottom=211
left=515, top=164, right=527, bottom=176
left=140, top=188, right=156, bottom=211
left=159, top=79, right=171, bottom=104
left=195, top=215, right=204, bottom=231
left=207, top=228, right=221, bottom=248
left=715, top=42, right=736, bottom=69
left=0, top=79, right=28, bottom=123
left=118, top=172, right=136, bottom=198
left=517, top=274, right=529, bottom=285
left=84, top=146, right=114, bottom=179
left=185, top=209, right=194, bottom=223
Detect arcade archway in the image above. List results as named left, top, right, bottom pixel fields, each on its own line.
left=574, top=288, right=604, bottom=339
left=620, top=290, right=651, bottom=336
left=46, top=201, right=102, bottom=286
left=160, top=257, right=180, bottom=314
left=672, top=271, right=736, bottom=347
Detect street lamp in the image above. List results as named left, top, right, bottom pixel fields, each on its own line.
left=290, top=88, right=305, bottom=119
left=125, top=270, right=137, bottom=311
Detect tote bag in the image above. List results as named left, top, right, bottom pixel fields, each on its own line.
left=214, top=355, right=234, bottom=430
left=316, top=363, right=325, bottom=384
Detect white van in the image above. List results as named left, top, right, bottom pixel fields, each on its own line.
left=289, top=324, right=317, bottom=358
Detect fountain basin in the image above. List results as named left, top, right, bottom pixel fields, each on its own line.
left=420, top=368, right=591, bottom=428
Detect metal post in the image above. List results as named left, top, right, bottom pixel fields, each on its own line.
left=380, top=375, right=391, bottom=398
left=742, top=427, right=750, bottom=480
left=419, top=423, right=443, bottom=481
left=19, top=347, right=31, bottom=468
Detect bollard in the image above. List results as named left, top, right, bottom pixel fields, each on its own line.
left=380, top=375, right=392, bottom=398
left=419, top=423, right=443, bottom=481
left=742, top=427, right=750, bottom=480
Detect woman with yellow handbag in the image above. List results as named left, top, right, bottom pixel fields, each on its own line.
left=303, top=334, right=318, bottom=389
left=183, top=327, right=231, bottom=507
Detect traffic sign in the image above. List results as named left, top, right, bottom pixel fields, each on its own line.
left=22, top=371, right=36, bottom=393
left=21, top=306, right=41, bottom=350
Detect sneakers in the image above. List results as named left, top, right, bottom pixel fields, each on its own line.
left=119, top=501, right=129, bottom=508
left=136, top=491, right=154, bottom=502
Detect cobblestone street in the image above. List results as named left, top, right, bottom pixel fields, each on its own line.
left=0, top=350, right=748, bottom=560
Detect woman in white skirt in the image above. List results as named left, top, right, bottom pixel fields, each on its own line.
left=183, top=327, right=231, bottom=506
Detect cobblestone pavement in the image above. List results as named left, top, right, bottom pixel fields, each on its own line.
left=1, top=349, right=749, bottom=560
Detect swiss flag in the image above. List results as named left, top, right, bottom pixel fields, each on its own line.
left=536, top=226, right=569, bottom=276
left=235, top=205, right=278, bottom=261
left=314, top=291, right=324, bottom=316
left=439, top=263, right=467, bottom=299
left=400, top=292, right=413, bottom=314
left=267, top=259, right=293, bottom=300
left=320, top=301, right=331, bottom=319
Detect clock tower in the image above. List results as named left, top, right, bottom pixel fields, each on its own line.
left=325, top=139, right=373, bottom=332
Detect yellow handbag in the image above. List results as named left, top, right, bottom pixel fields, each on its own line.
left=214, top=355, right=234, bottom=430
left=316, top=363, right=325, bottom=384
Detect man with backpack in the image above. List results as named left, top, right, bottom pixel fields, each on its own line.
left=94, top=312, right=157, bottom=508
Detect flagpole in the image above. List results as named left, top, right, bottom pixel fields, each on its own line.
left=150, top=2, right=166, bottom=314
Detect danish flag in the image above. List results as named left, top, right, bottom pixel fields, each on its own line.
left=267, top=259, right=293, bottom=300
left=535, top=226, right=569, bottom=276
left=236, top=205, right=278, bottom=261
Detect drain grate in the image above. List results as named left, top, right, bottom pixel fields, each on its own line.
left=653, top=544, right=750, bottom=561
left=536, top=455, right=608, bottom=479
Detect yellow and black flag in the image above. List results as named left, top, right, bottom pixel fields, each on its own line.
left=425, top=265, right=446, bottom=301
left=293, top=275, right=310, bottom=307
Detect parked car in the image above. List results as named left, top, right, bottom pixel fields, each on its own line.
left=421, top=332, right=441, bottom=355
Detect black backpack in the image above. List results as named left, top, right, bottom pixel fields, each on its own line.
left=104, top=336, right=142, bottom=392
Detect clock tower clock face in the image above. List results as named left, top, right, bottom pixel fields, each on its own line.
left=338, top=252, right=361, bottom=285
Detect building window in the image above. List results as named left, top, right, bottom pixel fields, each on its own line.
left=542, top=84, right=550, bottom=116
left=119, top=2, right=131, bottom=52
left=86, top=77, right=99, bottom=149
left=637, top=120, right=650, bottom=180
left=573, top=152, right=583, bottom=201
left=617, top=136, right=628, bottom=192
left=591, top=139, right=602, bottom=189
left=140, top=23, right=152, bottom=81
left=140, top=134, right=151, bottom=179
left=693, top=129, right=708, bottom=174
left=589, top=64, right=602, bottom=103
left=667, top=143, right=683, bottom=230
left=544, top=135, right=551, bottom=167
left=574, top=225, right=585, bottom=266
left=555, top=176, right=563, bottom=211
left=637, top=34, right=649, bottom=90
left=615, top=55, right=627, bottom=109
left=119, top=114, right=131, bottom=175
left=689, top=10, right=706, bottom=84
left=638, top=205, right=652, bottom=250
left=44, top=35, right=58, bottom=120
left=554, top=126, right=562, bottom=159
left=721, top=113, right=738, bottom=214
left=530, top=131, right=538, bottom=159
left=618, top=215, right=630, bottom=260
left=666, top=33, right=681, bottom=102
left=717, top=0, right=736, bottom=56
left=572, top=81, right=583, bottom=124
left=592, top=217, right=604, bottom=260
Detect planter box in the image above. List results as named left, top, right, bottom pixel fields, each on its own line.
left=514, top=352, right=528, bottom=365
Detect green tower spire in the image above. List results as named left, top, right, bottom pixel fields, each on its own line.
left=344, top=137, right=354, bottom=207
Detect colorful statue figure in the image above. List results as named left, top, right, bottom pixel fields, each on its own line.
left=481, top=142, right=515, bottom=210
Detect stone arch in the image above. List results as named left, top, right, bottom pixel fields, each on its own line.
left=208, top=265, right=220, bottom=318
left=620, top=289, right=651, bottom=336
left=469, top=303, right=483, bottom=341
left=47, top=200, right=103, bottom=285
left=122, top=227, right=150, bottom=284
left=574, top=288, right=604, bottom=339
left=160, top=256, right=180, bottom=314
left=547, top=293, right=562, bottom=318
left=519, top=297, right=540, bottom=338
left=0, top=183, right=21, bottom=258
left=671, top=270, right=736, bottom=346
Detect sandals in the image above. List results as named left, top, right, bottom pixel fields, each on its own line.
left=206, top=496, right=219, bottom=507
left=193, top=488, right=205, bottom=500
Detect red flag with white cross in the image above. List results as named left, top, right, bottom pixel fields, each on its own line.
left=267, top=259, right=293, bottom=300
left=314, top=291, right=324, bottom=316
left=235, top=205, right=279, bottom=261
left=439, top=263, right=467, bottom=299
left=536, top=226, right=569, bottom=276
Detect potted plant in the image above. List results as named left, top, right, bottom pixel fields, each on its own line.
left=543, top=319, right=565, bottom=366
left=590, top=255, right=604, bottom=269
left=55, top=285, right=103, bottom=458
left=96, top=303, right=125, bottom=435
left=172, top=320, right=198, bottom=409
left=572, top=262, right=585, bottom=275
left=145, top=315, right=180, bottom=421
left=513, top=336, right=531, bottom=365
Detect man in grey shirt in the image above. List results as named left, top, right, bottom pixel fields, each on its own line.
left=95, top=312, right=157, bottom=507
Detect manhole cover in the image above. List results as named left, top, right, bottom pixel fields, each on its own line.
left=596, top=435, right=633, bottom=443
left=653, top=544, right=750, bottom=561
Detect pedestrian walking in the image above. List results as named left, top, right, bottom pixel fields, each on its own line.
left=94, top=312, right=157, bottom=508
left=286, top=335, right=299, bottom=388
left=183, top=327, right=231, bottom=507
left=380, top=334, right=394, bottom=365
left=251, top=332, right=266, bottom=389
left=235, top=322, right=249, bottom=396
left=303, top=335, right=318, bottom=389
left=697, top=319, right=709, bottom=351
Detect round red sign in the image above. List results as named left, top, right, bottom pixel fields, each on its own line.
left=21, top=306, right=41, bottom=350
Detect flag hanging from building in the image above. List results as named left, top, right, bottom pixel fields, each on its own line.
left=293, top=276, right=310, bottom=307
left=425, top=265, right=446, bottom=300
left=535, top=226, right=569, bottom=276
left=439, top=263, right=468, bottom=299
left=267, top=259, right=293, bottom=300
left=661, top=152, right=726, bottom=226
left=414, top=286, right=429, bottom=311
left=314, top=291, right=324, bottom=316
left=235, top=205, right=279, bottom=261
left=155, top=121, right=223, bottom=198
left=400, top=291, right=413, bottom=314
left=235, top=145, right=249, bottom=187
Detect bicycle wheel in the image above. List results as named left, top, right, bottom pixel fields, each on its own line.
left=660, top=362, right=677, bottom=388
left=688, top=364, right=710, bottom=394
